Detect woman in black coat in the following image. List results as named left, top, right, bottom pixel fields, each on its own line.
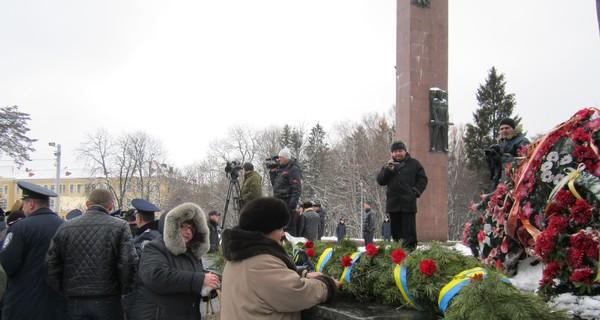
left=129, top=203, right=220, bottom=320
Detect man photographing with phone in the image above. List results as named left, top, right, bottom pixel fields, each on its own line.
left=376, top=140, right=428, bottom=251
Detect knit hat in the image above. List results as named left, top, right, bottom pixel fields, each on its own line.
left=239, top=197, right=290, bottom=234
left=242, top=162, right=254, bottom=171
left=499, top=118, right=516, bottom=129
left=278, top=147, right=292, bottom=159
left=390, top=140, right=407, bottom=152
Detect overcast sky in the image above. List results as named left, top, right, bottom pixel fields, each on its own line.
left=1, top=0, right=598, bottom=173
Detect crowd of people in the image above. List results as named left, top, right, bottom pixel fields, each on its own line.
left=0, top=121, right=526, bottom=319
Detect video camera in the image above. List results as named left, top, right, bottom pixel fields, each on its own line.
left=484, top=144, right=501, bottom=158
left=225, top=160, right=242, bottom=179
left=264, top=155, right=280, bottom=169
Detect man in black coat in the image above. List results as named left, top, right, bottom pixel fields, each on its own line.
left=45, top=188, right=137, bottom=320
left=312, top=200, right=326, bottom=240
left=0, top=181, right=69, bottom=320
left=131, top=198, right=161, bottom=258
left=269, top=147, right=302, bottom=236
left=207, top=210, right=221, bottom=252
left=376, top=140, right=428, bottom=251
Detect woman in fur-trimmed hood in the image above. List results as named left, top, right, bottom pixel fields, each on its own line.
left=129, top=203, right=221, bottom=320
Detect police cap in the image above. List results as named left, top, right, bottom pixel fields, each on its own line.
left=131, top=199, right=160, bottom=214
left=18, top=181, right=58, bottom=200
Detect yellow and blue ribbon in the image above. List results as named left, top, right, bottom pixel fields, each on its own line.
left=340, top=252, right=362, bottom=284
left=315, top=248, right=333, bottom=273
left=438, top=267, right=511, bottom=313
left=394, top=264, right=421, bottom=310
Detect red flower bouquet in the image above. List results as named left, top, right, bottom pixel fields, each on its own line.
left=419, top=259, right=437, bottom=276
left=391, top=249, right=407, bottom=265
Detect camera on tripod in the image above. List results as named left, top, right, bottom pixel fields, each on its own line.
left=225, top=160, right=242, bottom=179
left=264, top=155, right=279, bottom=169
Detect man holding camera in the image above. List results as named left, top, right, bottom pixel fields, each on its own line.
left=269, top=147, right=302, bottom=236
left=241, top=162, right=262, bottom=206
left=486, top=117, right=530, bottom=190
left=376, top=140, right=428, bottom=251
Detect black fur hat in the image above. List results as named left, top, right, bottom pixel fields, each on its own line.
left=239, top=197, right=290, bottom=234
left=390, top=140, right=407, bottom=152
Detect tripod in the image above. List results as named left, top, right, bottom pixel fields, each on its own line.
left=222, top=175, right=242, bottom=228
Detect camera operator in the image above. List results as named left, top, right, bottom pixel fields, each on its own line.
left=376, top=140, right=428, bottom=251
left=241, top=162, right=262, bottom=206
left=486, top=118, right=530, bottom=190
left=268, top=147, right=302, bottom=237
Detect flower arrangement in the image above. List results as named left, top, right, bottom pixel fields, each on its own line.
left=463, top=108, right=600, bottom=295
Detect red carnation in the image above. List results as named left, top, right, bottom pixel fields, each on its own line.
left=304, top=241, right=314, bottom=249
left=535, top=228, right=557, bottom=258
left=306, top=248, right=315, bottom=257
left=571, top=199, right=593, bottom=225
left=391, top=249, right=407, bottom=265
left=555, top=190, right=576, bottom=208
left=365, top=244, right=378, bottom=256
left=571, top=127, right=591, bottom=143
left=570, top=267, right=595, bottom=284
left=542, top=262, right=560, bottom=279
left=341, top=256, right=353, bottom=267
left=547, top=215, right=570, bottom=233
left=469, top=273, right=484, bottom=283
left=419, top=260, right=437, bottom=276
left=477, top=230, right=486, bottom=243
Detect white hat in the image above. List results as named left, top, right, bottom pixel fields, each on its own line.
left=278, top=147, right=292, bottom=159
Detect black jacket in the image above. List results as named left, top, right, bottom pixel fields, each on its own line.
left=45, top=206, right=138, bottom=297
left=1, top=207, right=69, bottom=320
left=208, top=219, right=220, bottom=252
left=376, top=154, right=428, bottom=213
left=130, top=203, right=210, bottom=320
left=269, top=159, right=302, bottom=209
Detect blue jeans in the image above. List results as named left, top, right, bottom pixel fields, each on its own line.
left=68, top=295, right=124, bottom=320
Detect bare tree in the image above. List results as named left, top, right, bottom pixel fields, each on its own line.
left=447, top=124, right=482, bottom=240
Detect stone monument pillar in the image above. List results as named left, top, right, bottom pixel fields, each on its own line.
left=395, top=0, right=448, bottom=241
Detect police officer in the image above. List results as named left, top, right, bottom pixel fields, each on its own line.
left=131, top=199, right=161, bottom=258
left=0, top=181, right=68, bottom=320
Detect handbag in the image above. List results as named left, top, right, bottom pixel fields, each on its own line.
left=200, top=288, right=221, bottom=320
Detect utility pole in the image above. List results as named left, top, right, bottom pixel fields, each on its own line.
left=49, top=142, right=61, bottom=213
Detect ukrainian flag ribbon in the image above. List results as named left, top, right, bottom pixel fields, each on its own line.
left=438, top=267, right=511, bottom=313
left=394, top=264, right=420, bottom=310
left=340, top=252, right=362, bottom=284
left=315, top=248, right=333, bottom=273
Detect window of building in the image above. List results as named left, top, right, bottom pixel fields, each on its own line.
left=60, top=185, right=66, bottom=193
left=69, top=184, right=74, bottom=193
left=126, top=199, right=132, bottom=207
left=50, top=185, right=55, bottom=191
left=3, top=185, right=7, bottom=195
left=0, top=199, right=7, bottom=210
left=77, top=184, right=82, bottom=193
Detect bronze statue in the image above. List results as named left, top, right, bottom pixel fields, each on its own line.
left=429, top=88, right=449, bottom=152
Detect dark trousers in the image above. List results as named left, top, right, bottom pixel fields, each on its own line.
left=68, top=295, right=124, bottom=320
left=363, top=231, right=374, bottom=246
left=388, top=211, right=417, bottom=250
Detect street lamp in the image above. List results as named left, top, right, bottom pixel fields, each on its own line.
left=48, top=142, right=61, bottom=213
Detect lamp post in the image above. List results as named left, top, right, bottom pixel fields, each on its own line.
left=49, top=142, right=61, bottom=213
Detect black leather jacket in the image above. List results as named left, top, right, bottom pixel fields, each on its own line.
left=45, top=206, right=138, bottom=297
left=269, top=159, right=302, bottom=209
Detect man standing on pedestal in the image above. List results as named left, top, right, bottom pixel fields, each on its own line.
left=377, top=140, right=428, bottom=251
left=269, top=147, right=302, bottom=236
